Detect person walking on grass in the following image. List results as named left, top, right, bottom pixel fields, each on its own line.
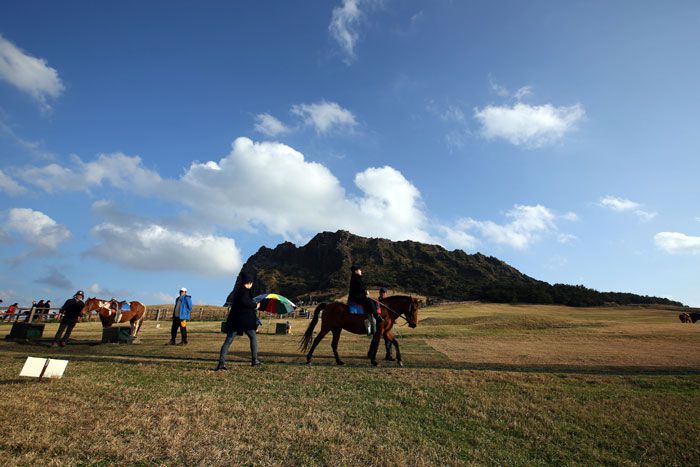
left=52, top=291, right=85, bottom=347
left=170, top=287, right=192, bottom=345
left=216, top=271, right=262, bottom=370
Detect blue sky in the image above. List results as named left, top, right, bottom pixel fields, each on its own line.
left=1, top=1, right=699, bottom=306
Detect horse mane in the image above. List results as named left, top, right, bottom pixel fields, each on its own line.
left=384, top=295, right=414, bottom=302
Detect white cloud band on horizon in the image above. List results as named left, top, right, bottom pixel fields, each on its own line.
left=0, top=34, right=64, bottom=112
left=12, top=137, right=576, bottom=269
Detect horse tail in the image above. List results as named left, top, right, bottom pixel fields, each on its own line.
left=299, top=303, right=325, bottom=352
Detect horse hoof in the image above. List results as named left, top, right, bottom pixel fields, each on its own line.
left=305, top=356, right=312, bottom=365
left=397, top=361, right=404, bottom=367
left=371, top=360, right=378, bottom=367
left=385, top=356, right=396, bottom=361
left=336, top=360, right=345, bottom=366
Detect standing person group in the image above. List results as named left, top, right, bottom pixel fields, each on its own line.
left=52, top=290, right=85, bottom=347
left=216, top=271, right=262, bottom=370
left=170, top=287, right=192, bottom=345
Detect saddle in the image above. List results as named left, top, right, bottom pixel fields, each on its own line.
left=347, top=302, right=366, bottom=315
left=110, top=300, right=130, bottom=312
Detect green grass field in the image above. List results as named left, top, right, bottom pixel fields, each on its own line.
left=1, top=303, right=699, bottom=465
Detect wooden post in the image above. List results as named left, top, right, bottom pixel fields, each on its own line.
left=155, top=308, right=161, bottom=328
left=27, top=305, right=37, bottom=323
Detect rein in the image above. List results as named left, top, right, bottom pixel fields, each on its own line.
left=375, top=298, right=413, bottom=324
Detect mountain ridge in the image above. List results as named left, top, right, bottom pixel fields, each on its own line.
left=241, top=230, right=683, bottom=307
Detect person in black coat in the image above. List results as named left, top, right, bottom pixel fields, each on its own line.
left=51, top=290, right=85, bottom=347
left=216, top=271, right=262, bottom=370
left=348, top=264, right=383, bottom=324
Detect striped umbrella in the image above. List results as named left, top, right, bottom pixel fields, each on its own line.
left=253, top=293, right=296, bottom=315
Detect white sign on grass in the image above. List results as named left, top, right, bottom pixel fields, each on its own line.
left=19, top=357, right=68, bottom=379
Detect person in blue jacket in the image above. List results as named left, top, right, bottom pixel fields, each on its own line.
left=170, top=287, right=192, bottom=345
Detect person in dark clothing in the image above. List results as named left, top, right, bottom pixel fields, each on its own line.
left=34, top=300, right=45, bottom=321
left=216, top=271, right=262, bottom=370
left=348, top=264, right=383, bottom=324
left=52, top=290, right=85, bottom=347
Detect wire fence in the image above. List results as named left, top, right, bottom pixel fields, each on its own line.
left=0, top=305, right=314, bottom=323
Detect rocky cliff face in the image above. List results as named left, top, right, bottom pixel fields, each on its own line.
left=241, top=230, right=683, bottom=307
left=242, top=230, right=544, bottom=301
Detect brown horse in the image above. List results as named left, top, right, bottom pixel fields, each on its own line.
left=300, top=295, right=419, bottom=367
left=82, top=298, right=147, bottom=337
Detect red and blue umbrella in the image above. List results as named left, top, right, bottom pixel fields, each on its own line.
left=254, top=293, right=296, bottom=315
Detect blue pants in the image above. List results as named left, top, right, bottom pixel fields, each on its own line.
left=218, top=329, right=257, bottom=365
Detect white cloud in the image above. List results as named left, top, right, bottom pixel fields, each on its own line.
left=85, top=283, right=131, bottom=299
left=17, top=137, right=578, bottom=254
left=437, top=225, right=479, bottom=251
left=474, top=103, right=585, bottom=148
left=488, top=78, right=532, bottom=101
left=557, top=233, right=577, bottom=244
left=149, top=291, right=176, bottom=304
left=654, top=232, right=700, bottom=255
left=0, top=34, right=64, bottom=112
left=291, top=101, right=357, bottom=134
left=453, top=204, right=572, bottom=250
left=254, top=113, right=291, bottom=137
left=0, top=119, right=54, bottom=159
left=513, top=86, right=533, bottom=100
left=18, top=152, right=160, bottom=193
left=329, top=0, right=363, bottom=63
left=600, top=195, right=640, bottom=211
left=171, top=138, right=430, bottom=242
left=6, top=208, right=70, bottom=251
left=634, top=210, right=657, bottom=222
left=85, top=222, right=242, bottom=277
left=599, top=196, right=657, bottom=221
left=0, top=169, right=26, bottom=196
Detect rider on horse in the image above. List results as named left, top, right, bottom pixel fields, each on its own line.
left=348, top=264, right=383, bottom=325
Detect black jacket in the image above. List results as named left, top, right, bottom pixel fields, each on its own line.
left=224, top=287, right=258, bottom=333
left=348, top=273, right=368, bottom=303
left=60, top=298, right=85, bottom=321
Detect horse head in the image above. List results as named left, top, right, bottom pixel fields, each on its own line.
left=83, top=297, right=113, bottom=319
left=406, top=297, right=420, bottom=328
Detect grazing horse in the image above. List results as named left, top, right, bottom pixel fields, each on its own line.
left=679, top=312, right=691, bottom=323
left=82, top=297, right=147, bottom=337
left=300, top=295, right=419, bottom=367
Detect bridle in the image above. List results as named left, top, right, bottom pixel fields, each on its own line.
left=376, top=297, right=415, bottom=325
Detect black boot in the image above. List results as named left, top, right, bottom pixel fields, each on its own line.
left=251, top=359, right=262, bottom=367
left=214, top=362, right=227, bottom=371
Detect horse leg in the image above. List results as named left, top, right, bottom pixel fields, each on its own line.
left=330, top=328, right=344, bottom=365
left=306, top=327, right=330, bottom=364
